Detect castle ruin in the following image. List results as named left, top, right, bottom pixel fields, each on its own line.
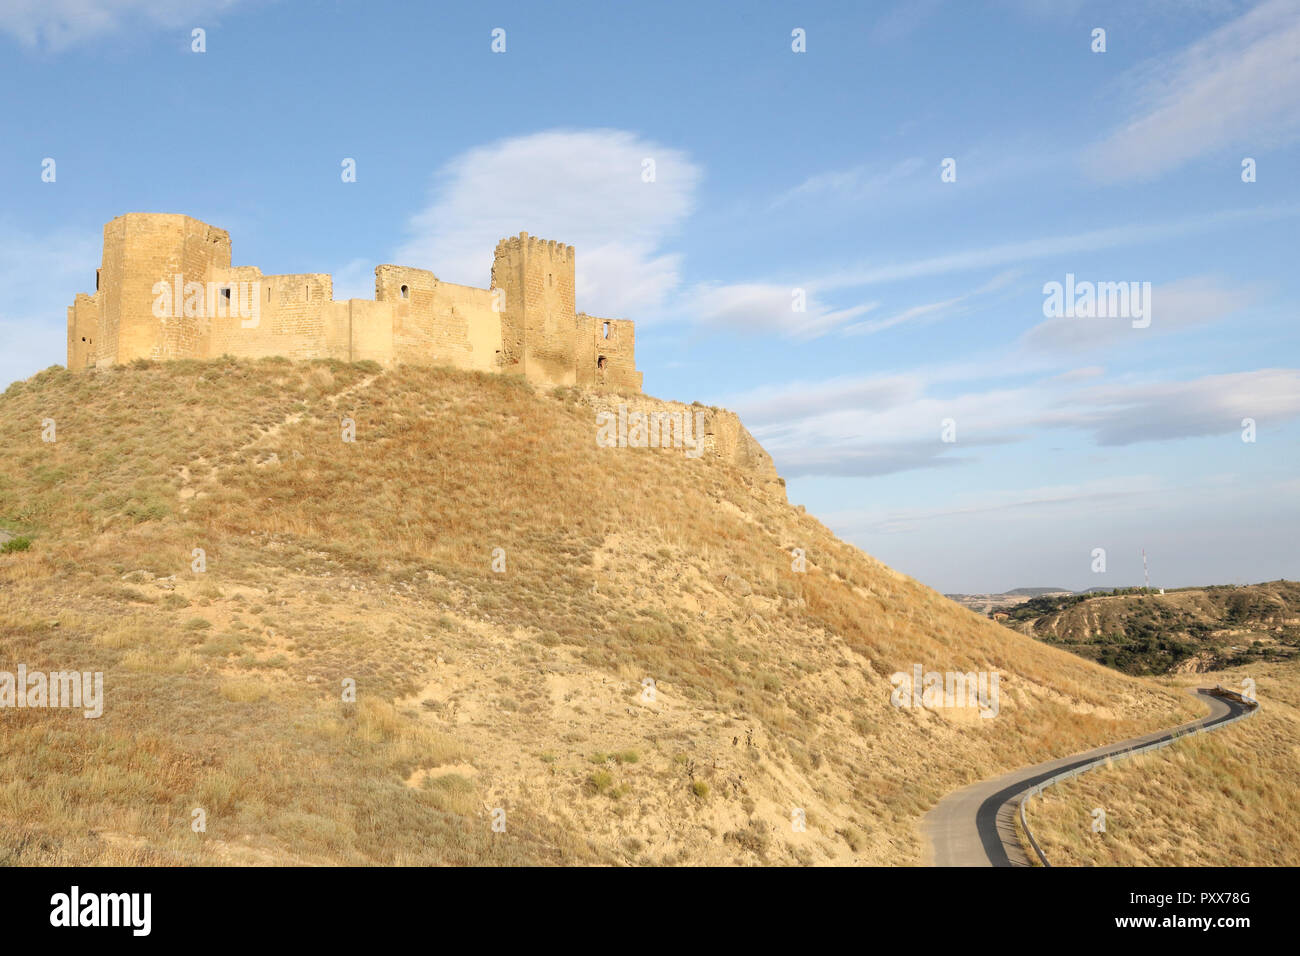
left=66, top=213, right=642, bottom=391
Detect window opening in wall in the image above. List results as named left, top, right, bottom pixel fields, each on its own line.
left=597, top=355, right=607, bottom=370
left=221, top=287, right=231, bottom=301
left=267, top=286, right=272, bottom=302
left=400, top=284, right=409, bottom=299
left=306, top=285, right=310, bottom=301
left=602, top=321, right=610, bottom=340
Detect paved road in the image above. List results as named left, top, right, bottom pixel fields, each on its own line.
left=921, top=688, right=1254, bottom=866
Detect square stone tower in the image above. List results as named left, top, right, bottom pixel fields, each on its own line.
left=96, top=213, right=232, bottom=365
left=490, top=232, right=577, bottom=385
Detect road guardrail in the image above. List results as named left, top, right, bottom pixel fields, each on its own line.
left=1018, top=687, right=1259, bottom=867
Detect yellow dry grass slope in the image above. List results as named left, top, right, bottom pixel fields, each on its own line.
left=0, top=358, right=1201, bottom=865
left=1024, top=660, right=1300, bottom=866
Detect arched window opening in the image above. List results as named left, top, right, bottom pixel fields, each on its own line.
left=602, top=321, right=610, bottom=340
left=400, top=284, right=409, bottom=299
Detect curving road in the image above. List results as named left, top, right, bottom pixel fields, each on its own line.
left=921, top=688, right=1255, bottom=866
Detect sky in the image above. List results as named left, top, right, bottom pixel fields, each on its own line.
left=1, top=0, right=1297, bottom=593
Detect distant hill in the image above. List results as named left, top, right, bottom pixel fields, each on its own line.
left=944, top=588, right=1073, bottom=614
left=990, top=582, right=1300, bottom=675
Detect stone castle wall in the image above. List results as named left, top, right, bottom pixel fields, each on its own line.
left=67, top=213, right=642, bottom=392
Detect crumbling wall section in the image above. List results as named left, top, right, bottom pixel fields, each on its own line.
left=576, top=314, right=641, bottom=391
left=583, top=393, right=784, bottom=500
left=67, top=293, right=99, bottom=369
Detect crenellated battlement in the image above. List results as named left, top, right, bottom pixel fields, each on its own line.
left=66, top=214, right=641, bottom=391
left=493, top=232, right=576, bottom=262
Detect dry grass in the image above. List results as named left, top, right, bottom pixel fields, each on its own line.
left=1024, top=660, right=1300, bottom=865
left=0, top=359, right=1206, bottom=865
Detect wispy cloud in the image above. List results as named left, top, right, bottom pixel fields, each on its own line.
left=869, top=0, right=947, bottom=44
left=815, top=203, right=1299, bottom=291
left=1052, top=365, right=1106, bottom=383
left=826, top=474, right=1166, bottom=535
left=844, top=270, right=1019, bottom=335
left=725, top=374, right=922, bottom=428
left=1087, top=0, right=1300, bottom=180
left=769, top=158, right=925, bottom=209
left=722, top=360, right=1300, bottom=480
left=1043, top=368, right=1300, bottom=445
left=680, top=282, right=877, bottom=339
left=728, top=371, right=1042, bottom=478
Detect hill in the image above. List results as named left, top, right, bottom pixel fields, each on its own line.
left=994, top=583, right=1300, bottom=675
left=0, top=358, right=1201, bottom=865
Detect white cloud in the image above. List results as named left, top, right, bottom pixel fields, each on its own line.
left=0, top=0, right=251, bottom=51
left=1087, top=0, right=1300, bottom=180
left=393, top=129, right=700, bottom=320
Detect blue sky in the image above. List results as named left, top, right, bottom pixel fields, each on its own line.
left=2, top=0, right=1298, bottom=592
